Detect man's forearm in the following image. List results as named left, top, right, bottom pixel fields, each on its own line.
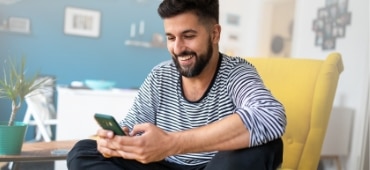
left=169, top=114, right=250, bottom=155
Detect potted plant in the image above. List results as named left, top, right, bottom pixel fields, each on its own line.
left=0, top=56, right=47, bottom=155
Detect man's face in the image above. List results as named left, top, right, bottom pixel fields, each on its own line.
left=164, top=12, right=215, bottom=77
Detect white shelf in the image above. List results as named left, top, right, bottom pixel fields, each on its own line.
left=124, top=39, right=165, bottom=48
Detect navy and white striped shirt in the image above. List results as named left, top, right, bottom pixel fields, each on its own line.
left=120, top=53, right=286, bottom=166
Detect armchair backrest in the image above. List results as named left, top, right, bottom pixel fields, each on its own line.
left=245, top=52, right=344, bottom=170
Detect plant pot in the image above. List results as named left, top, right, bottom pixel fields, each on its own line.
left=0, top=121, right=28, bottom=155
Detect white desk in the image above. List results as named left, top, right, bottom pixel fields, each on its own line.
left=55, top=86, right=138, bottom=170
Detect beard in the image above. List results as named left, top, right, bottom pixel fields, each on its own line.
left=172, top=38, right=213, bottom=77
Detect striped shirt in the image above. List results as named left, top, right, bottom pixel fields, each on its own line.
left=120, top=53, right=286, bottom=166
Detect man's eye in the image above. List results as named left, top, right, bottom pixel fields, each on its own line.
left=184, top=35, right=195, bottom=39
left=167, top=37, right=175, bottom=41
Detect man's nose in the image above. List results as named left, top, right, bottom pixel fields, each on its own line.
left=173, top=39, right=186, bottom=55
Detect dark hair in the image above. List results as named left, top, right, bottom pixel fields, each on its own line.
left=157, top=0, right=219, bottom=24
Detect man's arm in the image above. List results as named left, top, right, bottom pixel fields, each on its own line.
left=169, top=113, right=250, bottom=154
left=227, top=61, right=286, bottom=146
left=112, top=113, right=248, bottom=163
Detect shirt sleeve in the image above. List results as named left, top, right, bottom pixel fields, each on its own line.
left=227, top=62, right=287, bottom=147
left=119, top=67, right=159, bottom=130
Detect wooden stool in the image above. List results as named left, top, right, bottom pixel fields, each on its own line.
left=0, top=140, right=77, bottom=170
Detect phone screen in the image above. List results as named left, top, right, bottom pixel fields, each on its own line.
left=94, top=113, right=125, bottom=136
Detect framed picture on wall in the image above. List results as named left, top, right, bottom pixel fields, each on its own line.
left=8, top=17, right=31, bottom=33
left=312, top=0, right=351, bottom=51
left=64, top=7, right=101, bottom=38
left=226, top=13, right=240, bottom=26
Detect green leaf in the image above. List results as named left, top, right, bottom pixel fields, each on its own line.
left=0, top=56, right=50, bottom=126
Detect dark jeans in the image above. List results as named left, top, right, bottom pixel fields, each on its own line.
left=67, top=138, right=283, bottom=170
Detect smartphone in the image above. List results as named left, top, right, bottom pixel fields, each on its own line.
left=94, top=113, right=125, bottom=136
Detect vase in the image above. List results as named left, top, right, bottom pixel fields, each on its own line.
left=0, top=121, right=28, bottom=155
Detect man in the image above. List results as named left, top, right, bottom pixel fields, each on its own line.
left=67, top=0, right=286, bottom=169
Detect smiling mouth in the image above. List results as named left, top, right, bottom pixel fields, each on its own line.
left=178, top=55, right=194, bottom=61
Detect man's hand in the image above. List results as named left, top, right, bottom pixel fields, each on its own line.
left=96, top=123, right=175, bottom=164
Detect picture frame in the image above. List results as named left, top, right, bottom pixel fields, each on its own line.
left=322, top=37, right=336, bottom=50
left=315, top=32, right=324, bottom=46
left=8, top=17, right=31, bottom=33
left=64, top=7, right=101, bottom=38
left=336, top=12, right=351, bottom=26
left=226, top=13, right=240, bottom=26
left=332, top=26, right=346, bottom=38
left=312, top=19, right=324, bottom=31
left=312, top=0, right=351, bottom=51
left=318, top=7, right=329, bottom=19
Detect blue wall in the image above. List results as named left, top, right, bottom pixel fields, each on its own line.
left=0, top=0, right=169, bottom=139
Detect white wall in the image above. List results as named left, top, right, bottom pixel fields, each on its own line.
left=291, top=0, right=369, bottom=169
left=219, top=0, right=296, bottom=57
left=219, top=0, right=264, bottom=56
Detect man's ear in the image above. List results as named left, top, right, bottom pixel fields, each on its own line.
left=212, top=24, right=221, bottom=43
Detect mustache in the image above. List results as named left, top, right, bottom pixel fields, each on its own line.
left=174, top=51, right=196, bottom=58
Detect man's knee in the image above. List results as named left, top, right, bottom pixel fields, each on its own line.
left=67, top=139, right=99, bottom=169
left=67, top=139, right=98, bottom=159
left=206, top=138, right=283, bottom=170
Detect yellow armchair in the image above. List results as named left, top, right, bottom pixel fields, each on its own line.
left=245, top=52, right=344, bottom=170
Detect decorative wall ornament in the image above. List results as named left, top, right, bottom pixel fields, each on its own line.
left=0, top=17, right=31, bottom=34
left=226, top=13, right=240, bottom=26
left=8, top=17, right=30, bottom=33
left=64, top=7, right=101, bottom=38
left=124, top=20, right=165, bottom=48
left=312, top=0, right=351, bottom=50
